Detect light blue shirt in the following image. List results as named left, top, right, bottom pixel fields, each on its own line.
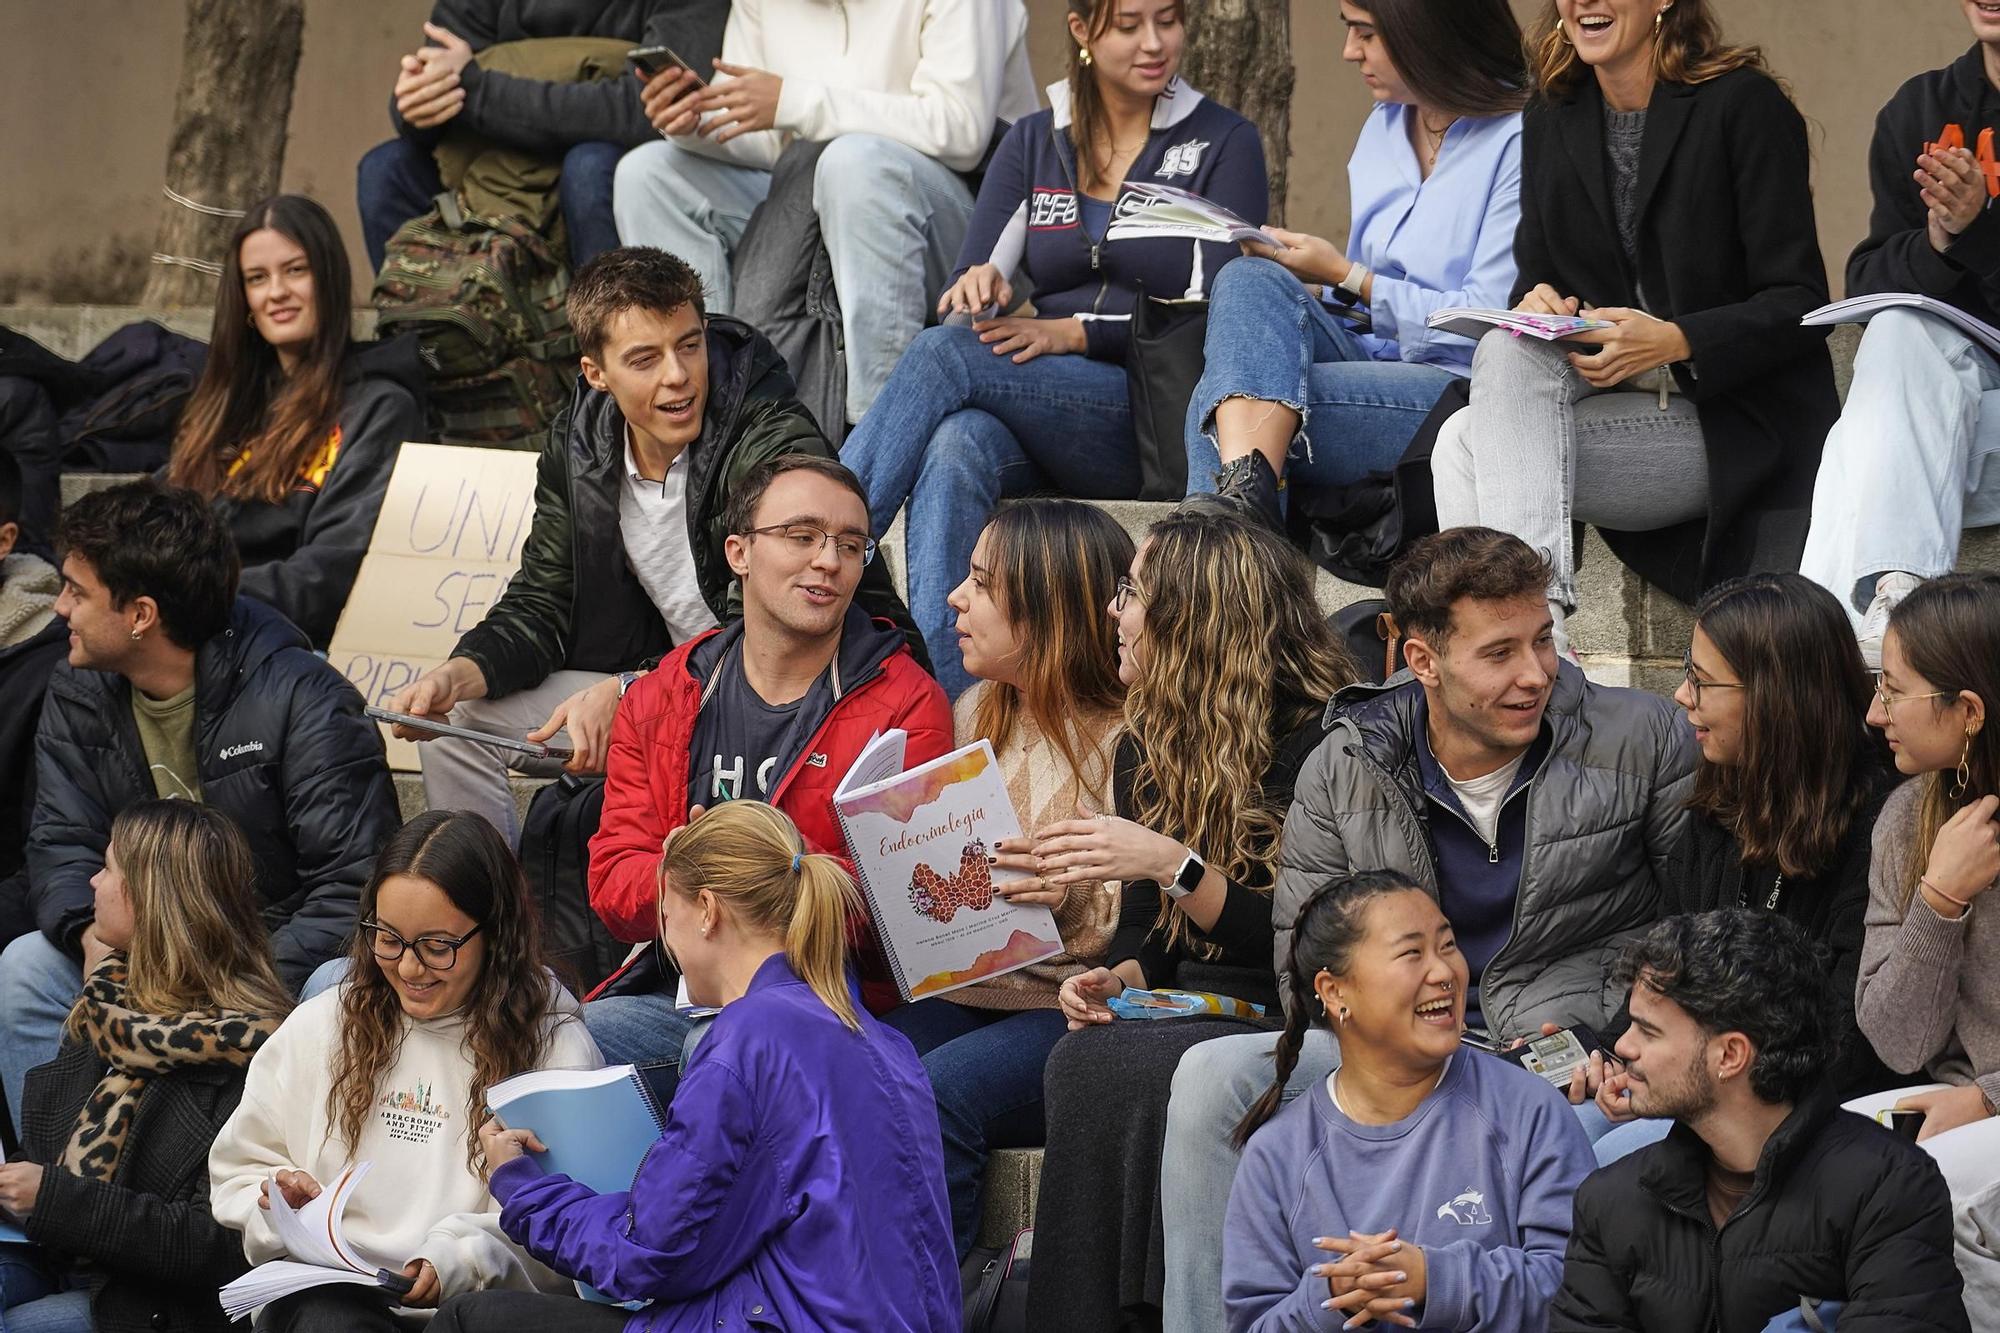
left=1336, top=102, right=1524, bottom=375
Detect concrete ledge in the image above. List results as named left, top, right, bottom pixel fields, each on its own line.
left=2, top=303, right=378, bottom=362
left=976, top=1147, right=1042, bottom=1249
left=392, top=771, right=548, bottom=825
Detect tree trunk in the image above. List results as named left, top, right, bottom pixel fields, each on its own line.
left=1180, top=0, right=1295, bottom=224
left=140, top=0, right=306, bottom=307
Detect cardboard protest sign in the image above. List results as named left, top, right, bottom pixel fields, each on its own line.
left=329, top=443, right=539, bottom=770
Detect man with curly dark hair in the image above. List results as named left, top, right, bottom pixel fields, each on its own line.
left=1552, top=909, right=1969, bottom=1332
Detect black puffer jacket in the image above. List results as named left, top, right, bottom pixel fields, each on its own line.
left=216, top=335, right=429, bottom=649
left=18, top=1040, right=250, bottom=1333
left=1552, top=1090, right=1969, bottom=1332
left=24, top=598, right=401, bottom=990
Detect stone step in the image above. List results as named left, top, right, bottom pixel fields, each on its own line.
left=391, top=770, right=548, bottom=825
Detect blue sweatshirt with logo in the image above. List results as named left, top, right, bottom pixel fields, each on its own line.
left=1223, top=1051, right=1594, bottom=1333
left=952, top=77, right=1267, bottom=363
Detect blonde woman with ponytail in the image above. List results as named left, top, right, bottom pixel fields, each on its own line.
left=443, top=802, right=958, bottom=1333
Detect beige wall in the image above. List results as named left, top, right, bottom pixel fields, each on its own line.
left=0, top=0, right=1978, bottom=303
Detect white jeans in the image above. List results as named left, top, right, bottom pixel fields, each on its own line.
left=415, top=669, right=608, bottom=845
left=1800, top=307, right=2000, bottom=627
left=1844, top=1084, right=2000, bottom=1329
left=613, top=134, right=974, bottom=422
left=1432, top=329, right=1708, bottom=609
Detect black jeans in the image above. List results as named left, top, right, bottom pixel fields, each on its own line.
left=432, top=1290, right=634, bottom=1331
left=254, top=1285, right=406, bottom=1332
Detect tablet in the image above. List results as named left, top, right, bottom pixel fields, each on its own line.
left=365, top=706, right=574, bottom=761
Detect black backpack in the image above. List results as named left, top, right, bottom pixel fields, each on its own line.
left=519, top=773, right=628, bottom=995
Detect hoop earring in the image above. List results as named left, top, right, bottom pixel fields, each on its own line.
left=1555, top=19, right=1571, bottom=45
left=1654, top=7, right=1668, bottom=31
left=1337, top=1005, right=1350, bottom=1023
left=1078, top=45, right=1092, bottom=67
left=129, top=628, right=143, bottom=642
left=1952, top=731, right=1974, bottom=800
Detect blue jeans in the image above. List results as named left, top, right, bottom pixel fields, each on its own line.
left=0, top=1244, right=89, bottom=1333
left=0, top=935, right=81, bottom=1133
left=357, top=137, right=624, bottom=273
left=883, top=1000, right=1070, bottom=1260
left=842, top=326, right=1141, bottom=696
left=581, top=992, right=703, bottom=1104
left=1186, top=257, right=1457, bottom=493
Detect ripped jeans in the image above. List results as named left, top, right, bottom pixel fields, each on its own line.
left=1185, top=256, right=1457, bottom=493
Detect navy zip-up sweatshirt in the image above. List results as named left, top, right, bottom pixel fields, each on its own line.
left=952, top=77, right=1267, bottom=364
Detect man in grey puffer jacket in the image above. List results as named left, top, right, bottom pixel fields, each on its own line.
left=1158, top=527, right=1695, bottom=1333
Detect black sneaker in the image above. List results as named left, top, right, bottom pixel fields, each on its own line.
left=1214, top=452, right=1284, bottom=532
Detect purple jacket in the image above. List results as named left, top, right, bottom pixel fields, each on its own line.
left=488, top=955, right=957, bottom=1332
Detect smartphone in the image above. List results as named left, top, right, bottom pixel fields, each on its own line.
left=943, top=302, right=1000, bottom=328
left=1513, top=1024, right=1603, bottom=1089
left=364, top=706, right=575, bottom=762
left=1876, top=1107, right=1926, bottom=1141
left=626, top=44, right=707, bottom=87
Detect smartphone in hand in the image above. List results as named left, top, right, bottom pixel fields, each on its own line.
left=627, top=44, right=707, bottom=87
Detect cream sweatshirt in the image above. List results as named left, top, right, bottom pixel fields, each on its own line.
left=682, top=0, right=1039, bottom=173
left=208, top=983, right=603, bottom=1303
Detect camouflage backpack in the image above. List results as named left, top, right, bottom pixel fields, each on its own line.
left=372, top=192, right=577, bottom=450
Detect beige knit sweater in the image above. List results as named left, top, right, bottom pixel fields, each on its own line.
left=1856, top=778, right=2000, bottom=1112
left=942, top=684, right=1121, bottom=1011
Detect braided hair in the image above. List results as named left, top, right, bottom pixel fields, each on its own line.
left=1230, top=870, right=1425, bottom=1149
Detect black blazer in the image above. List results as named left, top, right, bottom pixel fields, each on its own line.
left=19, top=1040, right=251, bottom=1333
left=1512, top=68, right=1839, bottom=601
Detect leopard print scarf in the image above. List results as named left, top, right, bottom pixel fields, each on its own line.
left=61, top=956, right=281, bottom=1184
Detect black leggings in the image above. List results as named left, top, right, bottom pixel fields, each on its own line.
left=430, top=1289, right=635, bottom=1332
left=253, top=1285, right=406, bottom=1332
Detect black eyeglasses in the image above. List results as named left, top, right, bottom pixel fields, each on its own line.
left=1113, top=575, right=1148, bottom=614
left=1681, top=650, right=1744, bottom=708
left=359, top=921, right=483, bottom=970
left=743, top=523, right=876, bottom=567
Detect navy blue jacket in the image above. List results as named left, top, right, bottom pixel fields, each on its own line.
left=953, top=78, right=1266, bottom=363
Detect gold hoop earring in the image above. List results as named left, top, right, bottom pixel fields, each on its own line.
left=129, top=628, right=143, bottom=642
left=1655, top=7, right=1668, bottom=31
left=1555, top=19, right=1571, bottom=45
left=1078, top=44, right=1092, bottom=67
left=1337, top=1005, right=1350, bottom=1023
left=1953, top=731, right=1975, bottom=800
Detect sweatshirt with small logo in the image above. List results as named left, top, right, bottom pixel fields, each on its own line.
left=1223, top=1049, right=1594, bottom=1333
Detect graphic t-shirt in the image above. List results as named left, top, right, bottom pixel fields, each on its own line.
left=130, top=683, right=202, bottom=801
left=687, top=649, right=821, bottom=810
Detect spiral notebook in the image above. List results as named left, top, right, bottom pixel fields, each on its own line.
left=832, top=732, right=1063, bottom=1002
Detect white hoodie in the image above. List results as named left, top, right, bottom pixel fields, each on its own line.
left=686, top=0, right=1039, bottom=172
left=208, top=983, right=602, bottom=1303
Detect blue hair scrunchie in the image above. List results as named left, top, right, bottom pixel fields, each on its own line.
left=791, top=851, right=803, bottom=873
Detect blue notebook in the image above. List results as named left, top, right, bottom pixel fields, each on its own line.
left=488, top=1063, right=668, bottom=1196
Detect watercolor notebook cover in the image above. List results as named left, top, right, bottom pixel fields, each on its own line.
left=833, top=731, right=1063, bottom=1001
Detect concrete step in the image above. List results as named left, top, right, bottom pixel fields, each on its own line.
left=2, top=303, right=376, bottom=361
left=391, top=770, right=549, bottom=825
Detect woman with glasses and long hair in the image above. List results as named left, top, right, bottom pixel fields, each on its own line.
left=883, top=498, right=1133, bottom=1260
left=1849, top=572, right=2000, bottom=1247
left=428, top=801, right=956, bottom=1333
left=1023, top=502, right=1359, bottom=1328
left=209, top=811, right=602, bottom=1333
left=0, top=802, right=291, bottom=1333
left=1189, top=0, right=1526, bottom=526
left=1431, top=0, right=1837, bottom=655
left=1567, top=574, right=1898, bottom=1161
left=166, top=193, right=427, bottom=649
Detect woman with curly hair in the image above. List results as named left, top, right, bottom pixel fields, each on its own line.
left=0, top=801, right=292, bottom=1333
left=1024, top=501, right=1358, bottom=1328
left=207, top=812, right=601, bottom=1332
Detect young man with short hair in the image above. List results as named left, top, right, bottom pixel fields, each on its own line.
left=582, top=453, right=950, bottom=1077
left=1157, top=526, right=1695, bottom=1333
left=0, top=481, right=399, bottom=1127
left=1552, top=910, right=1969, bottom=1331
left=389, top=246, right=921, bottom=843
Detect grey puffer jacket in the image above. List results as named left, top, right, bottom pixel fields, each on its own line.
left=1272, top=662, right=1694, bottom=1044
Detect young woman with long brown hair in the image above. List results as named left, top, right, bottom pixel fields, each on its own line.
left=883, top=498, right=1133, bottom=1260
left=1432, top=0, right=1838, bottom=654
left=1851, top=573, right=2000, bottom=1243
left=842, top=0, right=1268, bottom=695
left=1024, top=501, right=1358, bottom=1328
left=0, top=801, right=292, bottom=1333
left=208, top=811, right=601, bottom=1332
left=429, top=801, right=957, bottom=1333
left=166, top=193, right=427, bottom=648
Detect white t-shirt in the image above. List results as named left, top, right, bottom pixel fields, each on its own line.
left=620, top=433, right=720, bottom=647
left=1438, top=751, right=1529, bottom=849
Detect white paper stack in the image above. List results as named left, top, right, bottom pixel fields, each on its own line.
left=218, top=1162, right=403, bottom=1320
left=1105, top=182, right=1279, bottom=248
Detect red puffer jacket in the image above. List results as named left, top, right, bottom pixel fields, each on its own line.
left=588, top=607, right=951, bottom=1014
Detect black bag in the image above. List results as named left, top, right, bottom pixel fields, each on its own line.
left=961, top=1228, right=1032, bottom=1333
left=519, top=772, right=628, bottom=995
left=1124, top=285, right=1208, bottom=500
left=1288, top=375, right=1466, bottom=587
left=732, top=139, right=848, bottom=444
left=1330, top=599, right=1406, bottom=684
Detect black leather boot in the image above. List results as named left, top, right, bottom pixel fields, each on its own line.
left=1213, top=452, right=1284, bottom=532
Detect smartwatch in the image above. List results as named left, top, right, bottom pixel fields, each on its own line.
left=1164, top=848, right=1206, bottom=900
left=1335, top=261, right=1370, bottom=307
left=617, top=670, right=641, bottom=698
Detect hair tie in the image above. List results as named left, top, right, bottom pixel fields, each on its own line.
left=791, top=852, right=803, bottom=873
